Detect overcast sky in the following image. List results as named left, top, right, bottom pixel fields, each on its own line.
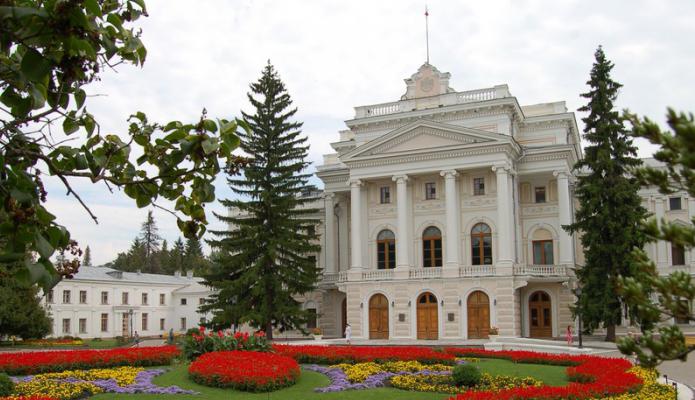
left=43, top=0, right=695, bottom=265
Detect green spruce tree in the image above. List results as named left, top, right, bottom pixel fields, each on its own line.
left=139, top=211, right=162, bottom=273
left=82, top=246, right=92, bottom=267
left=184, top=237, right=208, bottom=275
left=202, top=62, right=320, bottom=338
left=564, top=46, right=648, bottom=342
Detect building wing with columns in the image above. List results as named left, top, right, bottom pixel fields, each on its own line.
left=233, top=63, right=694, bottom=340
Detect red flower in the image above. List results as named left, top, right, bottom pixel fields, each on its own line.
left=188, top=350, right=300, bottom=392
left=198, top=326, right=205, bottom=334
left=0, top=345, right=180, bottom=375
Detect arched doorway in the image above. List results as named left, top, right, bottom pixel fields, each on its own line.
left=416, top=292, right=438, bottom=340
left=467, top=291, right=490, bottom=339
left=369, top=294, right=389, bottom=339
left=529, top=291, right=552, bottom=338
left=341, top=298, right=347, bottom=338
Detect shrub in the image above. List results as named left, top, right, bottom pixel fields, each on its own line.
left=183, top=327, right=269, bottom=360
left=0, top=373, right=14, bottom=396
left=451, top=363, right=481, bottom=387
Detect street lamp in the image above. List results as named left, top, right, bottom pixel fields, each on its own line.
left=574, top=287, right=583, bottom=349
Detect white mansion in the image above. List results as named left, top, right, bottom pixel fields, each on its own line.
left=45, top=267, right=211, bottom=339
left=285, top=63, right=695, bottom=341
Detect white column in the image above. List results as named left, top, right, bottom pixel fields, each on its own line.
left=493, top=164, right=513, bottom=268
left=349, top=180, right=363, bottom=270
left=441, top=170, right=460, bottom=270
left=655, top=197, right=668, bottom=267
left=324, top=193, right=336, bottom=274
left=554, top=170, right=573, bottom=265
left=393, top=175, right=411, bottom=269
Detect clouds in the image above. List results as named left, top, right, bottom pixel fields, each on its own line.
left=43, top=0, right=695, bottom=265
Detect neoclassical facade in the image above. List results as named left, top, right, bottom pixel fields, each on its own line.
left=307, top=63, right=583, bottom=340
left=235, top=63, right=695, bottom=341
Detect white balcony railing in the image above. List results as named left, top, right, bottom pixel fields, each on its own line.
left=354, top=85, right=511, bottom=119
left=459, top=265, right=495, bottom=277
left=321, top=271, right=348, bottom=284
left=409, top=267, right=442, bottom=279
left=513, top=264, right=569, bottom=276
left=362, top=270, right=394, bottom=281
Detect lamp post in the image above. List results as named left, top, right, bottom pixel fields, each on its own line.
left=575, top=287, right=583, bottom=349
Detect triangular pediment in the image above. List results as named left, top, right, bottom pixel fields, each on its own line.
left=344, top=119, right=508, bottom=159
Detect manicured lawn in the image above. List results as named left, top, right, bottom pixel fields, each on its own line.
left=475, top=358, right=569, bottom=386
left=91, top=358, right=569, bottom=399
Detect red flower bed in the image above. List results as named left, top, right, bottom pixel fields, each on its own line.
left=0, top=345, right=180, bottom=375
left=188, top=351, right=300, bottom=392
left=444, top=348, right=642, bottom=400
left=0, top=397, right=58, bottom=400
left=274, top=345, right=455, bottom=365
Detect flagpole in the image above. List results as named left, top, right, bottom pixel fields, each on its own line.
left=425, top=6, right=430, bottom=64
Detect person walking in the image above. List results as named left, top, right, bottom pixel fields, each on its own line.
left=168, top=328, right=174, bottom=345
left=566, top=325, right=573, bottom=346
left=133, top=331, right=140, bottom=347
left=344, top=323, right=352, bottom=345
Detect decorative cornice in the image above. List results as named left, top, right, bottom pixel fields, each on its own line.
left=345, top=144, right=517, bottom=169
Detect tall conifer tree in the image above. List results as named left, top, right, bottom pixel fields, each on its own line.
left=565, top=47, right=648, bottom=341
left=202, top=62, right=320, bottom=338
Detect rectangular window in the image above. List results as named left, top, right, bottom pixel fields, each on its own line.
left=199, top=298, right=205, bottom=305
left=101, top=291, right=108, bottom=305
left=79, top=290, right=87, bottom=304
left=142, top=313, right=148, bottom=331
left=101, top=314, right=108, bottom=332
left=141, top=293, right=148, bottom=305
left=379, top=186, right=391, bottom=204
left=535, top=187, right=546, bottom=203
left=473, top=178, right=485, bottom=196
left=425, top=182, right=436, bottom=200
left=62, top=318, right=70, bottom=334
left=306, top=309, right=317, bottom=329
left=47, top=290, right=54, bottom=304
left=160, top=318, right=165, bottom=331
left=159, top=294, right=165, bottom=305
left=532, top=240, right=554, bottom=265
left=180, top=317, right=186, bottom=331
left=670, top=197, right=682, bottom=210
left=377, top=241, right=396, bottom=269
left=79, top=318, right=87, bottom=334
left=62, top=290, right=71, bottom=304
left=122, top=292, right=129, bottom=305
left=180, top=298, right=187, bottom=305
left=672, top=244, right=686, bottom=266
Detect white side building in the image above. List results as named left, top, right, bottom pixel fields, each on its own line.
left=44, top=266, right=212, bottom=338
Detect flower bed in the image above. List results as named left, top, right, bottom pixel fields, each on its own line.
left=274, top=345, right=455, bottom=365
left=183, top=327, right=269, bottom=360
left=188, top=350, right=300, bottom=392
left=0, top=396, right=59, bottom=400
left=0, top=346, right=180, bottom=375
left=9, top=367, right=195, bottom=399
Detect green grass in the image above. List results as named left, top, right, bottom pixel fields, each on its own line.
left=0, top=338, right=123, bottom=350
left=474, top=358, right=569, bottom=386
left=90, top=358, right=570, bottom=399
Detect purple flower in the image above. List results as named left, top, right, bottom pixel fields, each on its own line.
left=305, top=364, right=452, bottom=392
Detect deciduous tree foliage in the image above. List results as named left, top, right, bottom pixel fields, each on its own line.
left=618, top=109, right=695, bottom=367
left=202, top=63, right=320, bottom=339
left=0, top=0, right=245, bottom=291
left=564, top=47, right=648, bottom=342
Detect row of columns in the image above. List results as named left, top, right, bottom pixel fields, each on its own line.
left=323, top=167, right=575, bottom=273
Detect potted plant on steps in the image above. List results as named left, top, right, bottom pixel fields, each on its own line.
left=488, top=327, right=499, bottom=342
left=312, top=328, right=323, bottom=341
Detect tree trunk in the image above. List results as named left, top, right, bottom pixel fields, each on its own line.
left=265, top=321, right=273, bottom=340
left=605, top=324, right=616, bottom=342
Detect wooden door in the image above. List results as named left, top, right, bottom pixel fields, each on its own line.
left=341, top=298, right=347, bottom=337
left=529, top=291, right=552, bottom=338
left=369, top=294, right=389, bottom=339
left=122, top=313, right=130, bottom=336
left=467, top=291, right=490, bottom=339
left=416, top=292, right=439, bottom=340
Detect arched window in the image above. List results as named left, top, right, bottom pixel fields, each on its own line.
left=422, top=226, right=442, bottom=268
left=377, top=230, right=396, bottom=269
left=471, top=223, right=492, bottom=265
left=532, top=228, right=554, bottom=265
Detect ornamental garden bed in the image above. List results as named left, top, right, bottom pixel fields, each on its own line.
left=0, top=344, right=677, bottom=400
